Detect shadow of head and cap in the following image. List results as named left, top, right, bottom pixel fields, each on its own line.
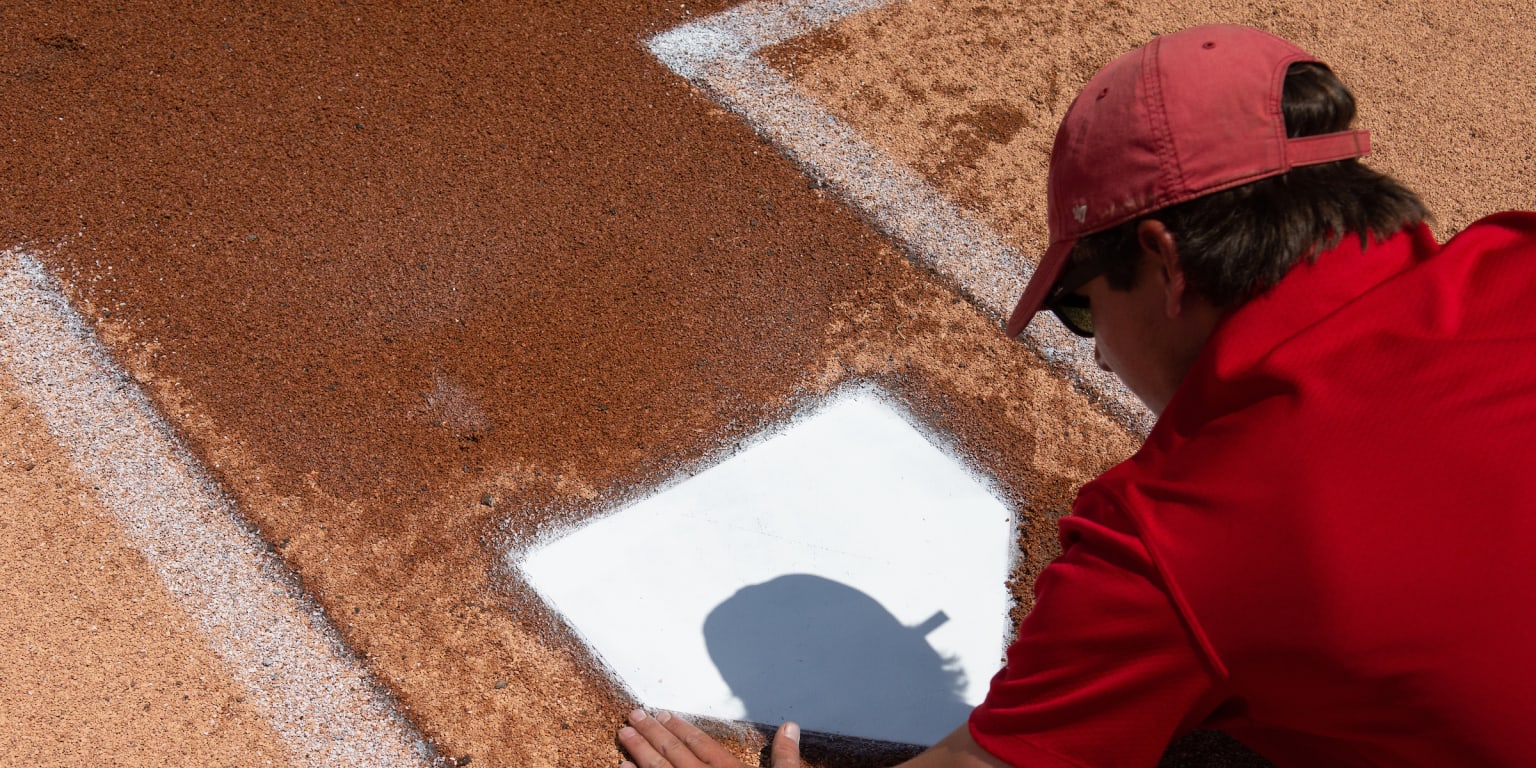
left=703, top=573, right=971, bottom=746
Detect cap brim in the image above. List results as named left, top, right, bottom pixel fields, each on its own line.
left=1006, top=239, right=1074, bottom=339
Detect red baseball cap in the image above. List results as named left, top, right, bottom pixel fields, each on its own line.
left=1005, top=24, right=1372, bottom=339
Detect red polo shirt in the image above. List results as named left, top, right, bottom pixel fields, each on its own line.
left=970, top=214, right=1536, bottom=767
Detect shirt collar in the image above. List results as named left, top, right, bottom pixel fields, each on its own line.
left=1158, top=223, right=1440, bottom=433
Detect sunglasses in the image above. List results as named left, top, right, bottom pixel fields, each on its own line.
left=1050, top=293, right=1094, bottom=338
left=1045, top=259, right=1104, bottom=338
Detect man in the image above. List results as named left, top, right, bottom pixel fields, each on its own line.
left=618, top=24, right=1536, bottom=768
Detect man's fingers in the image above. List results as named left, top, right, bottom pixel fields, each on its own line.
left=618, top=708, right=788, bottom=768
left=620, top=709, right=690, bottom=768
left=618, top=723, right=670, bottom=768
left=622, top=709, right=740, bottom=768
left=771, top=722, right=802, bottom=768
left=656, top=710, right=741, bottom=766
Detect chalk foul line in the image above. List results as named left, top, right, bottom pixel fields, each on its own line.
left=0, top=249, right=435, bottom=768
left=646, top=0, right=1151, bottom=433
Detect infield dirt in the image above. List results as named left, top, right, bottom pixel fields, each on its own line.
left=3, top=0, right=1532, bottom=765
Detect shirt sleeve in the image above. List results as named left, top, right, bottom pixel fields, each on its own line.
left=968, top=491, right=1228, bottom=767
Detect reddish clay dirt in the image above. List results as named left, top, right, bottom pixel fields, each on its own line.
left=1, top=1, right=1134, bottom=765
left=8, top=0, right=1527, bottom=765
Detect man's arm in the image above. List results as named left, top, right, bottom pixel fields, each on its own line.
left=895, top=723, right=1013, bottom=768
left=615, top=496, right=1218, bottom=768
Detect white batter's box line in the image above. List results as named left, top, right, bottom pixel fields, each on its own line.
left=646, top=0, right=1152, bottom=434
left=0, top=249, right=436, bottom=768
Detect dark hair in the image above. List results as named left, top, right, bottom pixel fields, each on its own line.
left=1069, top=62, right=1431, bottom=307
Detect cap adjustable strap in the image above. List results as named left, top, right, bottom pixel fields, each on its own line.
left=1286, top=129, right=1372, bottom=167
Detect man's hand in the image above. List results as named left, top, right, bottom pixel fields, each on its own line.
left=617, top=709, right=800, bottom=768
left=617, top=710, right=1010, bottom=768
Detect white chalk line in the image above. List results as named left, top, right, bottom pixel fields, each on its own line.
left=0, top=249, right=434, bottom=768
left=646, top=0, right=1152, bottom=433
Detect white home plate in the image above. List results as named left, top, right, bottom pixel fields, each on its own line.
left=516, top=387, right=1015, bottom=746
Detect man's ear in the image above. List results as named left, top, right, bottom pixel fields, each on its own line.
left=1136, top=219, right=1187, bottom=319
